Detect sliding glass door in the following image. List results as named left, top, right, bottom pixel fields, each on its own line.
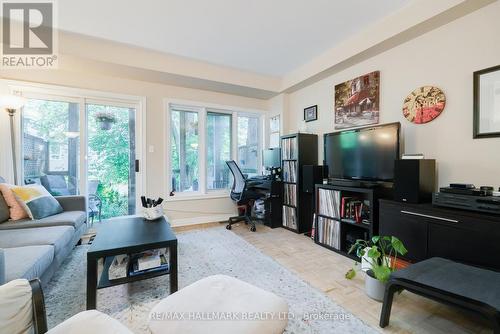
left=86, top=103, right=137, bottom=219
left=20, top=94, right=142, bottom=220
left=21, top=98, right=80, bottom=195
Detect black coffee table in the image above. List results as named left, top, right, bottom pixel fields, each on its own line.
left=86, top=216, right=178, bottom=310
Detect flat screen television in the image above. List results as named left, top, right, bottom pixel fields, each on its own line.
left=324, top=122, right=400, bottom=182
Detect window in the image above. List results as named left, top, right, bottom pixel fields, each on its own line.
left=170, top=109, right=199, bottom=192
left=22, top=98, right=80, bottom=194
left=206, top=112, right=231, bottom=190
left=238, top=115, right=260, bottom=177
left=167, top=103, right=263, bottom=198
left=269, top=115, right=280, bottom=148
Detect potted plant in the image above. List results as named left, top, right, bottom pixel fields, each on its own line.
left=94, top=111, right=116, bottom=130
left=345, top=236, right=407, bottom=301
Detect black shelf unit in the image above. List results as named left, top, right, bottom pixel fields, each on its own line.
left=280, top=133, right=318, bottom=234
left=314, top=183, right=391, bottom=259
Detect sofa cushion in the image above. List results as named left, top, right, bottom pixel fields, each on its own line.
left=11, top=184, right=63, bottom=219
left=0, top=226, right=74, bottom=256
left=4, top=245, right=54, bottom=281
left=0, top=279, right=34, bottom=334
left=149, top=275, right=288, bottom=334
left=0, top=192, right=9, bottom=223
left=0, top=184, right=29, bottom=221
left=0, top=211, right=86, bottom=231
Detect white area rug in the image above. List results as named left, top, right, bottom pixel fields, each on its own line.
left=44, top=227, right=376, bottom=333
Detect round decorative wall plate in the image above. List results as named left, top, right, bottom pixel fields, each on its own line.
left=403, top=86, right=446, bottom=124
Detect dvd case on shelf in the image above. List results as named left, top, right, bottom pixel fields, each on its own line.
left=318, top=188, right=341, bottom=218
left=282, top=161, right=297, bottom=183
left=281, top=137, right=297, bottom=160
left=282, top=206, right=297, bottom=230
left=316, top=216, right=340, bottom=250
left=284, top=183, right=297, bottom=206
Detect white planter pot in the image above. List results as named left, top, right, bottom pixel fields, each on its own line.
left=365, top=270, right=386, bottom=302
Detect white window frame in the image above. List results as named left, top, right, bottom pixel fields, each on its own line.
left=268, top=114, right=281, bottom=148
left=165, top=99, right=266, bottom=201
left=3, top=80, right=147, bottom=213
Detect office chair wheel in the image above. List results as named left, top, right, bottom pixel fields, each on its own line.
left=226, top=224, right=232, bottom=230
left=250, top=226, right=256, bottom=232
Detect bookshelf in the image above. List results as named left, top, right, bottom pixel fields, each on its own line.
left=281, top=133, right=318, bottom=233
left=314, top=184, right=391, bottom=259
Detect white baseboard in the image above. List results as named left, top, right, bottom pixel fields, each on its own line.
left=168, top=214, right=232, bottom=227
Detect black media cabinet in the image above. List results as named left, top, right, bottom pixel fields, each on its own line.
left=314, top=184, right=392, bottom=260
left=379, top=199, right=500, bottom=271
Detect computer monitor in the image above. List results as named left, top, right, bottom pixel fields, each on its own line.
left=263, top=148, right=281, bottom=169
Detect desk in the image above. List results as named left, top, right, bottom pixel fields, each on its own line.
left=247, top=177, right=283, bottom=228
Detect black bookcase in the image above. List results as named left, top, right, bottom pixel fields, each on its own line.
left=314, top=184, right=391, bottom=260
left=281, top=133, right=318, bottom=234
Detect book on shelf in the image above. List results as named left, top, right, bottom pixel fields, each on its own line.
left=316, top=216, right=340, bottom=250
left=282, top=161, right=297, bottom=183
left=282, top=205, right=297, bottom=230
left=341, top=198, right=370, bottom=225
left=108, top=254, right=129, bottom=280
left=281, top=137, right=297, bottom=160
left=129, top=248, right=169, bottom=277
left=284, top=183, right=297, bottom=206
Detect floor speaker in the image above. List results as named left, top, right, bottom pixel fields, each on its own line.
left=394, top=159, right=436, bottom=203
left=302, top=165, right=325, bottom=193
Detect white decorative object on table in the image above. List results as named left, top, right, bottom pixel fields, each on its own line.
left=143, top=206, right=164, bottom=221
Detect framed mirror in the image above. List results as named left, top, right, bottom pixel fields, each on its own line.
left=473, top=65, right=500, bottom=138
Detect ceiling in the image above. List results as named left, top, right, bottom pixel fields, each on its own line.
left=57, top=0, right=411, bottom=77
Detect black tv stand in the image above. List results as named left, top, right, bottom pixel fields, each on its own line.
left=327, top=178, right=383, bottom=189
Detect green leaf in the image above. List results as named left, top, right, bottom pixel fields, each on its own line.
left=371, top=236, right=380, bottom=244
left=345, top=268, right=356, bottom=280
left=372, top=265, right=392, bottom=283
left=367, top=246, right=381, bottom=260
left=391, top=237, right=408, bottom=255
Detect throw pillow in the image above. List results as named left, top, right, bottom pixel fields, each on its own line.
left=0, top=184, right=28, bottom=221
left=10, top=185, right=63, bottom=220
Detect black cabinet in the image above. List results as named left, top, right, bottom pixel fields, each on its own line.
left=379, top=206, right=428, bottom=262
left=379, top=199, right=500, bottom=270
left=264, top=181, right=283, bottom=228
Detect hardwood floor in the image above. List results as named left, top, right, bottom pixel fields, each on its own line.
left=175, top=223, right=492, bottom=334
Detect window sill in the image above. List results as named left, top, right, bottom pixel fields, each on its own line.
left=165, top=192, right=230, bottom=202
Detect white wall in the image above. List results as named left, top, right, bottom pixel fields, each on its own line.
left=283, top=1, right=500, bottom=187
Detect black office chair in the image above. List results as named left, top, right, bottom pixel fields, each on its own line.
left=226, top=160, right=264, bottom=232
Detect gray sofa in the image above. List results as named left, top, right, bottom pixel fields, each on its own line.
left=0, top=184, right=87, bottom=287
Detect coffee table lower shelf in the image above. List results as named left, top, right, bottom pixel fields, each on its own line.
left=97, top=256, right=170, bottom=289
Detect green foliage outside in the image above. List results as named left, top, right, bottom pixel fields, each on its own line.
left=87, top=104, right=133, bottom=219
left=170, top=110, right=199, bottom=192
left=23, top=99, right=133, bottom=219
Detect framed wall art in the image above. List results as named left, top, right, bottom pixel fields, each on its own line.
left=304, top=105, right=318, bottom=122
left=473, top=65, right=500, bottom=138
left=334, top=71, right=380, bottom=130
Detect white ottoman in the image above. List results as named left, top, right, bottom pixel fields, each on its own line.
left=148, top=275, right=288, bottom=334
left=47, top=310, right=133, bottom=334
